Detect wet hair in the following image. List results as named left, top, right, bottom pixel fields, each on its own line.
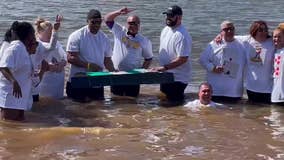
left=3, top=21, right=19, bottom=42
left=249, top=20, right=271, bottom=38
left=199, top=82, right=212, bottom=91
left=34, top=17, right=52, bottom=34
left=13, top=21, right=35, bottom=42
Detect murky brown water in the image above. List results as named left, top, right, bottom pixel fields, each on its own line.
left=0, top=0, right=284, bottom=159
left=0, top=86, right=284, bottom=159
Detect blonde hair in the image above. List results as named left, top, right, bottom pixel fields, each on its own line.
left=278, top=23, right=284, bottom=30
left=274, top=23, right=284, bottom=34
left=34, top=17, right=52, bottom=34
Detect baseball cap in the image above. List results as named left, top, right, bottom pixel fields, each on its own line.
left=162, top=5, right=182, bottom=16
left=87, top=9, right=101, bottom=20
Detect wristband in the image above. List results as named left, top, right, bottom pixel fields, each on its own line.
left=87, top=63, right=90, bottom=70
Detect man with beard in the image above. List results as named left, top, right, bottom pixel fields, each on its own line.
left=152, top=5, right=192, bottom=103
left=104, top=7, right=153, bottom=97
left=66, top=9, right=115, bottom=102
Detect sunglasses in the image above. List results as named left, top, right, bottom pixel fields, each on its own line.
left=166, top=14, right=176, bottom=18
left=89, top=19, right=102, bottom=25
left=222, top=27, right=235, bottom=32
left=127, top=21, right=140, bottom=26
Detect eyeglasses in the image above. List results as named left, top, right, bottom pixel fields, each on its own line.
left=88, top=19, right=102, bottom=25
left=222, top=27, right=235, bottom=32
left=127, top=21, right=140, bottom=26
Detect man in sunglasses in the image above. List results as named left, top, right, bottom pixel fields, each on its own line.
left=199, top=21, right=246, bottom=103
left=66, top=9, right=115, bottom=102
left=104, top=7, right=153, bottom=97
left=152, top=5, right=192, bottom=103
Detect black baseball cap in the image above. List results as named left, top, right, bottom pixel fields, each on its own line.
left=87, top=9, right=101, bottom=19
left=162, top=5, right=182, bottom=16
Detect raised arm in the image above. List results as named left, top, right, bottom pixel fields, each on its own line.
left=45, top=15, right=63, bottom=51
left=105, top=7, right=134, bottom=22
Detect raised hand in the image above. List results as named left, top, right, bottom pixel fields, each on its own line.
left=53, top=15, right=63, bottom=31
left=119, top=7, right=135, bottom=15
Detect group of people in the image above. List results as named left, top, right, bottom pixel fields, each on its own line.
left=0, top=4, right=284, bottom=121
left=0, top=5, right=192, bottom=121
left=0, top=16, right=65, bottom=121
left=199, top=20, right=284, bottom=106
left=65, top=5, right=192, bottom=103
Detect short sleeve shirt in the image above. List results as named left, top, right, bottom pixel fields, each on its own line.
left=66, top=25, right=112, bottom=80
left=111, top=22, right=153, bottom=71
left=0, top=40, right=33, bottom=110
left=158, top=25, right=192, bottom=83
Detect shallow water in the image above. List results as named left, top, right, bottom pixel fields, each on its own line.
left=0, top=0, right=284, bottom=159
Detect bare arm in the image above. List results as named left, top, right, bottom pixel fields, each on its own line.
left=67, top=51, right=102, bottom=72
left=104, top=57, right=115, bottom=72
left=67, top=51, right=86, bottom=68
left=0, top=68, right=22, bottom=98
left=142, top=58, right=152, bottom=69
left=105, top=7, right=134, bottom=22
left=37, top=60, right=49, bottom=80
left=44, top=15, right=63, bottom=51
left=154, top=56, right=188, bottom=72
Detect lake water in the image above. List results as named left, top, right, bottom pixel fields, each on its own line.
left=0, top=0, right=284, bottom=159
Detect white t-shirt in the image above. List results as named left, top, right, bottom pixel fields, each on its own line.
left=0, top=41, right=10, bottom=58
left=111, top=22, right=153, bottom=71
left=199, top=39, right=246, bottom=97
left=0, top=40, right=33, bottom=110
left=39, top=41, right=66, bottom=99
left=271, top=48, right=284, bottom=103
left=158, top=25, right=192, bottom=84
left=236, top=35, right=274, bottom=93
left=31, top=32, right=59, bottom=96
left=31, top=32, right=59, bottom=72
left=184, top=99, right=221, bottom=112
left=66, top=25, right=112, bottom=81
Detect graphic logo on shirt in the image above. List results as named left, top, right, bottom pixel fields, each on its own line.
left=250, top=45, right=262, bottom=63
left=274, top=55, right=281, bottom=77
left=223, top=57, right=239, bottom=78
left=216, top=47, right=240, bottom=79
left=122, top=36, right=140, bottom=49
